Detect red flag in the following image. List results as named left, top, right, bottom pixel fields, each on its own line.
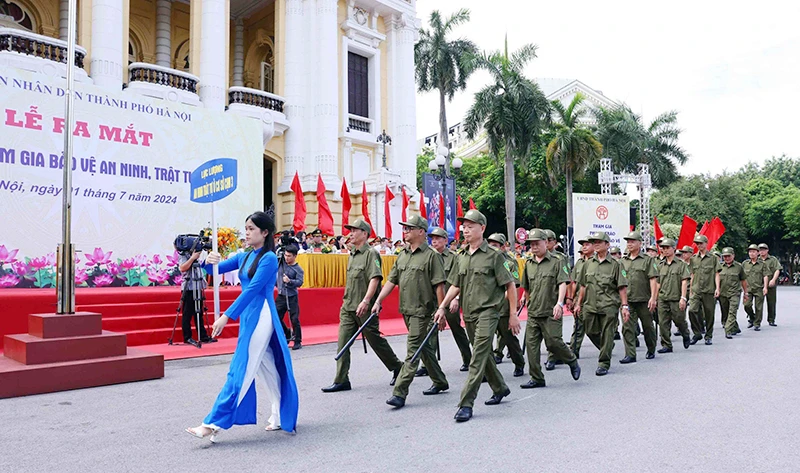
left=456, top=196, right=464, bottom=240
left=676, top=215, right=698, bottom=252
left=654, top=217, right=664, bottom=243
left=361, top=182, right=376, bottom=238
left=419, top=189, right=427, bottom=219
left=705, top=217, right=726, bottom=249
left=439, top=194, right=446, bottom=228
left=341, top=179, right=351, bottom=235
left=290, top=172, right=306, bottom=234
left=401, top=186, right=409, bottom=222
left=469, top=198, right=476, bottom=210
left=316, top=174, right=334, bottom=236
left=384, top=185, right=395, bottom=239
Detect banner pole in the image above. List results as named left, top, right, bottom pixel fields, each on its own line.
left=211, top=201, right=221, bottom=321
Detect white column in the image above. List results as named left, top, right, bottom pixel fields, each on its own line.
left=59, top=0, right=69, bottom=41
left=155, top=0, right=172, bottom=67
left=387, top=14, right=418, bottom=189
left=312, top=0, right=339, bottom=181
left=197, top=0, right=227, bottom=110
left=233, top=19, right=244, bottom=87
left=90, top=0, right=125, bottom=90
left=282, top=0, right=307, bottom=187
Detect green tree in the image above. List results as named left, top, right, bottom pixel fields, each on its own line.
left=415, top=9, right=478, bottom=173
left=463, top=38, right=551, bottom=240
left=545, top=93, right=603, bottom=248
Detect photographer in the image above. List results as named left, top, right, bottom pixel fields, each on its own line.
left=276, top=245, right=304, bottom=350
left=177, top=249, right=215, bottom=346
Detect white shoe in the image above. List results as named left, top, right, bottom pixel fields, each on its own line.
left=265, top=424, right=282, bottom=432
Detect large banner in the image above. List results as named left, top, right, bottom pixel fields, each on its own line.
left=572, top=193, right=629, bottom=257
left=0, top=68, right=263, bottom=288
left=421, top=173, right=456, bottom=240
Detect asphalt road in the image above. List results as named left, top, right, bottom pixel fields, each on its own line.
left=3, top=287, right=799, bottom=473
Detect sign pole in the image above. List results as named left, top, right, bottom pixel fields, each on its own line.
left=211, top=201, right=221, bottom=321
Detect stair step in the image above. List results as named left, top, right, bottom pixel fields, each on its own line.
left=29, top=312, right=102, bottom=338
left=0, top=348, right=164, bottom=398
left=123, top=325, right=240, bottom=346
left=4, top=331, right=128, bottom=365
left=101, top=314, right=240, bottom=333
left=77, top=298, right=238, bottom=318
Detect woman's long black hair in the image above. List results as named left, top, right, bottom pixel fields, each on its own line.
left=239, top=211, right=276, bottom=279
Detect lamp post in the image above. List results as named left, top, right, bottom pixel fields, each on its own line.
left=376, top=129, right=392, bottom=169
left=427, top=145, right=463, bottom=235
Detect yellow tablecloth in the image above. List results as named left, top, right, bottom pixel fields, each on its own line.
left=296, top=253, right=525, bottom=288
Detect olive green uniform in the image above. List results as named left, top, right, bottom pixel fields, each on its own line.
left=657, top=258, right=691, bottom=348
left=435, top=248, right=472, bottom=366
left=569, top=256, right=589, bottom=356
left=390, top=243, right=448, bottom=399
left=743, top=259, right=768, bottom=328
left=620, top=253, right=659, bottom=357
left=689, top=252, right=721, bottom=341
left=334, top=244, right=402, bottom=384
left=763, top=255, right=781, bottom=324
left=522, top=252, right=576, bottom=383
left=309, top=242, right=329, bottom=252
left=493, top=250, right=525, bottom=370
left=448, top=241, right=513, bottom=409
left=719, top=261, right=745, bottom=336
left=545, top=251, right=570, bottom=364
left=578, top=256, right=628, bottom=369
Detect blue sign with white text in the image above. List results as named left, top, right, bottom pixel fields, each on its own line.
left=190, top=158, right=238, bottom=203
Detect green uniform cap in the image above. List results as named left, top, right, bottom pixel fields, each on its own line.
left=748, top=244, right=759, bottom=251
left=544, top=229, right=557, bottom=240
left=310, top=228, right=323, bottom=236
left=681, top=245, right=694, bottom=253
left=646, top=245, right=658, bottom=252
left=659, top=238, right=677, bottom=247
left=428, top=227, right=447, bottom=239
left=693, top=234, right=708, bottom=244
left=721, top=247, right=735, bottom=256
left=675, top=249, right=683, bottom=255
left=578, top=235, right=592, bottom=245
left=588, top=231, right=610, bottom=243
left=610, top=246, right=621, bottom=254
left=344, top=218, right=371, bottom=234
left=758, top=243, right=769, bottom=250
left=458, top=209, right=487, bottom=226
left=526, top=228, right=548, bottom=241
left=487, top=233, right=507, bottom=245
left=400, top=214, right=428, bottom=230
left=623, top=231, right=643, bottom=241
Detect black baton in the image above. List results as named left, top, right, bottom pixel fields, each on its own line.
left=410, top=320, right=439, bottom=364
left=335, top=310, right=379, bottom=361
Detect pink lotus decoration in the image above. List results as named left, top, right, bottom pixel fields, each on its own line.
left=29, top=256, right=49, bottom=271
left=46, top=252, right=56, bottom=267
left=167, top=251, right=180, bottom=267
left=0, top=274, right=20, bottom=287
left=75, top=268, right=89, bottom=285
left=93, top=274, right=115, bottom=287
left=107, top=262, right=121, bottom=276
left=0, top=245, right=19, bottom=264
left=151, top=254, right=162, bottom=265
left=173, top=274, right=184, bottom=286
left=146, top=269, right=170, bottom=285
left=85, top=248, right=112, bottom=266
left=120, top=258, right=136, bottom=270
left=11, top=261, right=29, bottom=277
left=134, top=254, right=148, bottom=267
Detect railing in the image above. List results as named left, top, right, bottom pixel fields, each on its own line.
left=228, top=86, right=285, bottom=113
left=0, top=27, right=86, bottom=68
left=347, top=114, right=372, bottom=133
left=128, top=62, right=198, bottom=94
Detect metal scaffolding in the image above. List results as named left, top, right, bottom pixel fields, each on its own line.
left=598, top=158, right=653, bottom=244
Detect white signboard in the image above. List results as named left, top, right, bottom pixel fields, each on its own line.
left=572, top=193, right=629, bottom=257
left=0, top=67, right=262, bottom=288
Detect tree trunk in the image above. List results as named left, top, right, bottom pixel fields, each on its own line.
left=438, top=88, right=451, bottom=175
left=566, top=167, right=574, bottom=265
left=504, top=144, right=516, bottom=243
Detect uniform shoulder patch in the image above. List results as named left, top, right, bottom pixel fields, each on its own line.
left=621, top=269, right=628, bottom=278
left=563, top=265, right=570, bottom=274
left=375, top=259, right=381, bottom=269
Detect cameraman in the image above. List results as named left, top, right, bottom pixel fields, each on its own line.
left=276, top=245, right=304, bottom=350
left=178, top=250, right=215, bottom=346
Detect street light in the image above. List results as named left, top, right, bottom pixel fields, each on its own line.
left=376, top=130, right=392, bottom=168
left=427, top=145, right=462, bottom=235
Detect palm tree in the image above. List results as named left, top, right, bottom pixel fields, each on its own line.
left=415, top=9, right=478, bottom=172
left=545, top=93, right=603, bottom=255
left=464, top=38, right=551, bottom=241
left=594, top=105, right=688, bottom=188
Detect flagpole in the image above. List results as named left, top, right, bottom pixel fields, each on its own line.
left=57, top=0, right=79, bottom=314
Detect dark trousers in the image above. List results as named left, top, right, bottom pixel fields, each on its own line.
left=181, top=289, right=208, bottom=342
left=276, top=294, right=301, bottom=343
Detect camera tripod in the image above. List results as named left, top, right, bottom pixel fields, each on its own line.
left=168, top=258, right=213, bottom=348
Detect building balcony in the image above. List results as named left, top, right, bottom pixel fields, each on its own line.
left=124, top=62, right=201, bottom=107
left=0, top=27, right=91, bottom=83
left=226, top=86, right=289, bottom=147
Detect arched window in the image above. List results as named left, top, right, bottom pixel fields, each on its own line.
left=260, top=46, right=274, bottom=93
left=174, top=39, right=190, bottom=72
left=128, top=33, right=143, bottom=64
left=0, top=0, right=35, bottom=31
